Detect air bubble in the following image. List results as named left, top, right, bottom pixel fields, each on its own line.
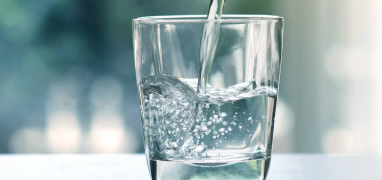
left=171, top=123, right=177, bottom=129
left=194, top=145, right=205, bottom=153
left=172, top=142, right=179, bottom=148
left=218, top=128, right=225, bottom=135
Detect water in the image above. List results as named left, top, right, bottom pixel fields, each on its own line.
left=197, top=0, right=226, bottom=94
left=142, top=75, right=277, bottom=179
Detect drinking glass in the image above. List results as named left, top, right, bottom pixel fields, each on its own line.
left=133, top=15, right=283, bottom=180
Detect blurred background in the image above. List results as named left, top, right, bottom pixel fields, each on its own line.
left=0, top=0, right=381, bottom=154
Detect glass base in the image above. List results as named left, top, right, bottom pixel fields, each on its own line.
left=149, top=157, right=271, bottom=180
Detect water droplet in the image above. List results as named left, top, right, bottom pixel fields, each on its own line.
left=213, top=115, right=218, bottom=119
left=248, top=117, right=253, bottom=121
left=220, top=112, right=227, bottom=117
left=230, top=122, right=237, bottom=126
left=222, top=121, right=228, bottom=126
left=227, top=126, right=233, bottom=131
left=207, top=121, right=212, bottom=126
left=212, top=136, right=217, bottom=139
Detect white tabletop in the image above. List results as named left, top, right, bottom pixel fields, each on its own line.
left=0, top=154, right=381, bottom=180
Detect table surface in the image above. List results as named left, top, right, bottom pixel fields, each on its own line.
left=0, top=154, right=381, bottom=180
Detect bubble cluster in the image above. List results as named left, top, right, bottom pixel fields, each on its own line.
left=141, top=75, right=277, bottom=161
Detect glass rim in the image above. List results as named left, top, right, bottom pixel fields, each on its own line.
left=133, top=14, right=283, bottom=24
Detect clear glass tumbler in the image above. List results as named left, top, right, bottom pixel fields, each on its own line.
left=133, top=15, right=283, bottom=180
